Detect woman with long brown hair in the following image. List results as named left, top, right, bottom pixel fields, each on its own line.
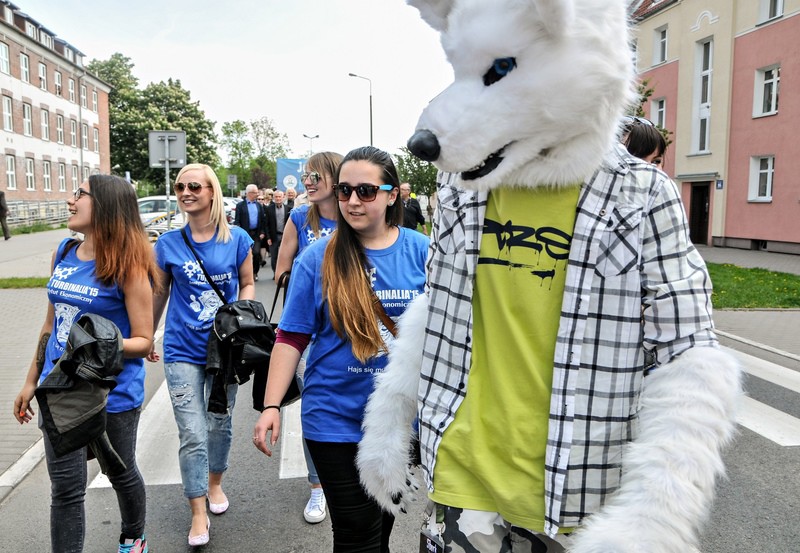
left=14, top=174, right=158, bottom=553
left=253, top=146, right=429, bottom=552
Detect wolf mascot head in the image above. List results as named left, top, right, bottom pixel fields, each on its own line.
left=358, top=1, right=742, bottom=552
left=406, top=0, right=636, bottom=190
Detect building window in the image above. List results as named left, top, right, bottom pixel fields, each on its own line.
left=92, top=90, right=98, bottom=112
left=54, top=71, right=62, bottom=96
left=41, top=33, right=53, bottom=50
left=58, top=163, right=66, bottom=192
left=25, top=158, right=35, bottom=190
left=70, top=119, right=77, bottom=146
left=2, top=96, right=12, bottom=131
left=5, top=155, right=15, bottom=190
left=71, top=164, right=78, bottom=190
left=693, top=38, right=713, bottom=153
left=65, top=48, right=74, bottom=63
left=652, top=98, right=666, bottom=128
left=749, top=156, right=775, bottom=201
left=25, top=22, right=37, bottom=39
left=82, top=123, right=89, bottom=150
left=41, top=110, right=50, bottom=141
left=23, top=103, right=32, bottom=136
left=754, top=65, right=780, bottom=116
left=20, top=53, right=30, bottom=83
left=68, top=79, right=75, bottom=102
left=43, top=160, right=51, bottom=191
left=56, top=115, right=64, bottom=143
left=93, top=128, right=99, bottom=152
left=82, top=166, right=89, bottom=181
left=3, top=6, right=12, bottom=24
left=80, top=84, right=87, bottom=108
left=759, top=0, right=784, bottom=22
left=653, top=26, right=668, bottom=65
left=0, top=43, right=8, bottom=74
left=38, top=62, right=47, bottom=91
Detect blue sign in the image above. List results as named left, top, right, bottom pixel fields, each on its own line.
left=276, top=158, right=307, bottom=193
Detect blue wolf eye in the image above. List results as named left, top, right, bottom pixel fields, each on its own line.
left=483, top=57, right=517, bottom=86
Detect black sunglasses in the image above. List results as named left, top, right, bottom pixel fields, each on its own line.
left=73, top=187, right=92, bottom=201
left=302, top=171, right=321, bottom=185
left=174, top=181, right=210, bottom=193
left=622, top=115, right=655, bottom=129
left=334, top=184, right=394, bottom=202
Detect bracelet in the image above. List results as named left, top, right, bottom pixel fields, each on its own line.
left=261, top=404, right=281, bottom=412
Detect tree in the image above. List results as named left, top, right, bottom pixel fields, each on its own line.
left=220, top=119, right=254, bottom=193
left=251, top=116, right=289, bottom=160
left=634, top=78, right=673, bottom=147
left=394, top=147, right=438, bottom=219
left=87, top=54, right=219, bottom=193
left=217, top=116, right=290, bottom=191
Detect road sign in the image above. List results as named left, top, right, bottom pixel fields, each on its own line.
left=227, top=174, right=238, bottom=190
left=148, top=131, right=187, bottom=169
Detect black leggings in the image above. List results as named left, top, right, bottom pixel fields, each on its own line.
left=305, top=440, right=394, bottom=553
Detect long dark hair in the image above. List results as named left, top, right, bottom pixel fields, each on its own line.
left=322, top=146, right=401, bottom=362
left=88, top=174, right=160, bottom=290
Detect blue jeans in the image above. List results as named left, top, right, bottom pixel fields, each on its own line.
left=42, top=408, right=146, bottom=553
left=164, top=362, right=238, bottom=499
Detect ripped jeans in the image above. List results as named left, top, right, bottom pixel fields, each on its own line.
left=164, top=362, right=238, bottom=499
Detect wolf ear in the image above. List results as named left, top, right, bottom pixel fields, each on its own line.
left=531, top=0, right=576, bottom=37
left=407, top=0, right=453, bottom=32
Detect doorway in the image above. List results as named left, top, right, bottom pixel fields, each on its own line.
left=689, top=183, right=710, bottom=245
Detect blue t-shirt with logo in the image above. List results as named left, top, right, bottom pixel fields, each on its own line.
left=42, top=238, right=145, bottom=413
left=154, top=225, right=253, bottom=365
left=290, top=204, right=337, bottom=254
left=279, top=227, right=429, bottom=442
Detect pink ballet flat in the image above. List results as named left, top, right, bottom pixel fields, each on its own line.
left=208, top=497, right=229, bottom=515
left=188, top=516, right=210, bottom=547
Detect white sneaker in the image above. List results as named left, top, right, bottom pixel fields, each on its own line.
left=303, top=487, right=327, bottom=524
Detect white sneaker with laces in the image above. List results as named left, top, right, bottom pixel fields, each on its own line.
left=304, top=487, right=327, bottom=524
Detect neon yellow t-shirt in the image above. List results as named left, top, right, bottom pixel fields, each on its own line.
left=431, top=184, right=579, bottom=532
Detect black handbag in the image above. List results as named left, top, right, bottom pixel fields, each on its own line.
left=180, top=229, right=299, bottom=410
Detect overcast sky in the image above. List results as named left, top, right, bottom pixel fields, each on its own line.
left=20, top=0, right=453, bottom=160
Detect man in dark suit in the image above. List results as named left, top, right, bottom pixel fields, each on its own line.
left=265, top=189, right=290, bottom=276
left=234, top=184, right=267, bottom=280
left=400, top=183, right=427, bottom=234
left=0, top=190, right=10, bottom=240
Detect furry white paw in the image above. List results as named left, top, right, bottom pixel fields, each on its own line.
left=358, top=295, right=429, bottom=514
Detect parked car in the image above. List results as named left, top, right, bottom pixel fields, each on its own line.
left=137, top=195, right=185, bottom=240
left=222, top=197, right=239, bottom=224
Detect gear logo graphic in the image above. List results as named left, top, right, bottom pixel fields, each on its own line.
left=52, top=266, right=78, bottom=280
left=183, top=260, right=201, bottom=279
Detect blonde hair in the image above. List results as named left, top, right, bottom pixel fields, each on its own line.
left=175, top=163, right=231, bottom=243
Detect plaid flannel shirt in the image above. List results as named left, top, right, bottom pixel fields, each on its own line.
left=418, top=144, right=718, bottom=537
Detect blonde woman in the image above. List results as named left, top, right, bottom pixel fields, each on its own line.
left=148, top=164, right=254, bottom=546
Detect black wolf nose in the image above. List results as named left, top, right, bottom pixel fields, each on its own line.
left=407, top=129, right=440, bottom=162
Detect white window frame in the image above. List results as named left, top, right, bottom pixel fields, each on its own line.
left=38, top=62, right=47, bottom=91
left=68, top=79, right=75, bottom=102
left=70, top=119, right=77, bottom=146
left=41, top=33, right=53, bottom=50
left=82, top=123, right=89, bottom=150
left=22, top=103, right=32, bottom=136
left=653, top=26, right=668, bottom=65
left=56, top=115, right=64, bottom=143
left=25, top=22, right=37, bottom=39
left=749, top=156, right=775, bottom=201
left=54, top=71, right=62, bottom=96
left=82, top=166, right=89, bottom=181
left=2, top=96, right=12, bottom=131
left=92, top=90, right=98, bottom=112
left=58, top=163, right=66, bottom=192
left=759, top=0, right=784, bottom=23
left=5, top=155, right=15, bottom=190
left=0, top=43, right=9, bottom=74
left=93, top=127, right=99, bottom=152
left=692, top=38, right=713, bottom=154
left=20, top=53, right=30, bottom=83
left=25, top=157, right=35, bottom=190
left=3, top=6, right=12, bottom=24
left=651, top=98, right=666, bottom=128
left=65, top=48, right=74, bottom=63
left=43, top=160, right=51, bottom=191
left=71, top=164, right=78, bottom=191
left=80, top=84, right=87, bottom=108
left=41, top=110, right=50, bottom=141
left=753, top=64, right=780, bottom=117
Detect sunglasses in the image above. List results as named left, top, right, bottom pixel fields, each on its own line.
left=174, top=181, right=210, bottom=193
left=73, top=187, right=92, bottom=201
left=334, top=184, right=394, bottom=202
left=301, top=171, right=321, bottom=185
left=622, top=115, right=655, bottom=128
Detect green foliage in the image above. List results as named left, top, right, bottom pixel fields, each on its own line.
left=707, top=263, right=800, bottom=309
left=633, top=78, right=673, bottom=147
left=87, top=54, right=219, bottom=186
left=0, top=277, right=51, bottom=288
left=395, top=146, right=438, bottom=203
left=217, top=116, right=289, bottom=191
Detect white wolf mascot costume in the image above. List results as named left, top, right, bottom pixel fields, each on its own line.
left=358, top=0, right=742, bottom=551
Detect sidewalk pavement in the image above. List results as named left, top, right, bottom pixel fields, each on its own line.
left=1, top=233, right=798, bottom=501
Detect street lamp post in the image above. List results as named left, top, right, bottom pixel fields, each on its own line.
left=348, top=72, right=373, bottom=146
left=303, top=133, right=319, bottom=154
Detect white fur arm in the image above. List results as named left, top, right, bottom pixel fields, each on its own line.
left=358, top=294, right=429, bottom=514
left=569, top=347, right=742, bottom=553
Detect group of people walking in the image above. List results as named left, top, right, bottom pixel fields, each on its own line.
left=12, top=145, right=429, bottom=553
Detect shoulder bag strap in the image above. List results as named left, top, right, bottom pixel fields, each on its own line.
left=181, top=227, right=227, bottom=304
left=371, top=290, right=398, bottom=338
left=269, top=271, right=291, bottom=322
